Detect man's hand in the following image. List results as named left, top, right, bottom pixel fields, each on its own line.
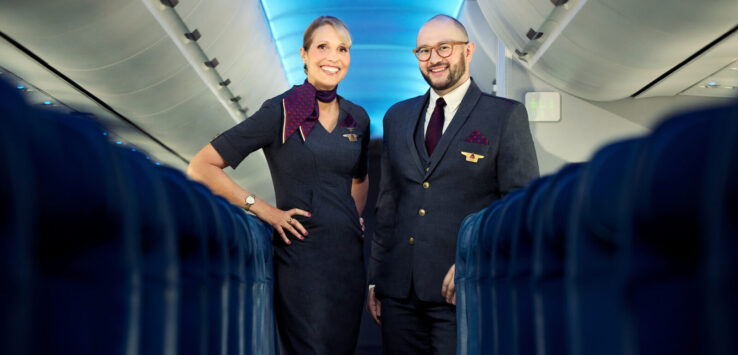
left=441, top=264, right=456, bottom=305
left=366, top=286, right=381, bottom=326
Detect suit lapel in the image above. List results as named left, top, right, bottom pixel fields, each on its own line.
left=404, top=92, right=430, bottom=177
left=425, top=81, right=482, bottom=177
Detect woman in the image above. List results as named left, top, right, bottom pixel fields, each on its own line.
left=187, top=16, right=369, bottom=354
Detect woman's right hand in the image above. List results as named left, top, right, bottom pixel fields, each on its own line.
left=251, top=202, right=310, bottom=245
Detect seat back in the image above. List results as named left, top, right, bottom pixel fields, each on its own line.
left=221, top=201, right=247, bottom=355
left=119, top=149, right=179, bottom=355
left=565, top=138, right=642, bottom=355
left=531, top=163, right=584, bottom=355
left=701, top=104, right=738, bottom=355
left=159, top=166, right=209, bottom=355
left=480, top=190, right=523, bottom=355
left=0, top=80, right=38, bottom=354
left=191, top=183, right=229, bottom=355
left=456, top=207, right=491, bottom=355
left=243, top=214, right=277, bottom=355
left=621, top=108, right=724, bottom=355
left=511, top=176, right=553, bottom=355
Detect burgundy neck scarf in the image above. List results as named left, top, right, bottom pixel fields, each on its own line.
left=282, top=80, right=337, bottom=143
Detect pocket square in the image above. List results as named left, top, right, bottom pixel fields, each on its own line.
left=464, top=129, right=489, bottom=145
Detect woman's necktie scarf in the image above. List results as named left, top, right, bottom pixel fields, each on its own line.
left=282, top=80, right=339, bottom=143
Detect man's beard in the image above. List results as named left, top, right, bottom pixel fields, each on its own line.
left=421, top=53, right=466, bottom=92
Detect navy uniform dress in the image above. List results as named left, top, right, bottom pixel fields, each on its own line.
left=211, top=84, right=369, bottom=355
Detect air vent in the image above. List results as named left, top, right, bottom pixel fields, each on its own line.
left=184, top=29, right=201, bottom=41
left=526, top=28, right=544, bottom=40
left=160, top=0, right=179, bottom=8
left=204, top=58, right=219, bottom=68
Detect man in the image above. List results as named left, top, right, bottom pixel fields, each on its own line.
left=367, top=14, right=539, bottom=354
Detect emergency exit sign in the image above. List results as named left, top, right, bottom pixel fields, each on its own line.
left=525, top=92, right=561, bottom=122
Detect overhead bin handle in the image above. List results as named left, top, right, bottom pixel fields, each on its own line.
left=526, top=29, right=544, bottom=40
left=205, top=58, right=220, bottom=69
left=185, top=29, right=201, bottom=42
left=160, top=0, right=179, bottom=8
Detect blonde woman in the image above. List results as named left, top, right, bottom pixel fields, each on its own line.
left=188, top=16, right=369, bottom=355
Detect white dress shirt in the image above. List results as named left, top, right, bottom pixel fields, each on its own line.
left=423, top=77, right=472, bottom=136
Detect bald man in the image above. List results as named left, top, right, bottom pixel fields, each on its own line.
left=367, top=15, right=539, bottom=354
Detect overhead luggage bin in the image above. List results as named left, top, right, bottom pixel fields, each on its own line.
left=476, top=0, right=738, bottom=101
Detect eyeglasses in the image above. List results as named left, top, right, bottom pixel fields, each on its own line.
left=413, top=41, right=469, bottom=61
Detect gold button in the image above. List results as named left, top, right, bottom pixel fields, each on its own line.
left=425, top=167, right=430, bottom=172
left=409, top=237, right=415, bottom=245
left=418, top=209, right=426, bottom=216
left=422, top=182, right=430, bottom=189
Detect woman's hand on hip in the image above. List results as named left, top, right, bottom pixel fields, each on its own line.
left=252, top=202, right=310, bottom=245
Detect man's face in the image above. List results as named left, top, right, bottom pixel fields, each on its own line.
left=416, top=20, right=472, bottom=94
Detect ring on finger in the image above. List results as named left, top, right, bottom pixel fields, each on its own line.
left=287, top=217, right=293, bottom=224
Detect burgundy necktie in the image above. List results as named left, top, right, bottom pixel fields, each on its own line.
left=425, top=97, right=446, bottom=155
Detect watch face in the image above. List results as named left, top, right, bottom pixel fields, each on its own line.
left=246, top=196, right=255, bottom=204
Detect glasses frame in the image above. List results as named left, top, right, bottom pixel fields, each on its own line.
left=412, top=41, right=469, bottom=61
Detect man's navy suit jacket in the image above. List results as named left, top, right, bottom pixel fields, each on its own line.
left=371, top=80, right=539, bottom=303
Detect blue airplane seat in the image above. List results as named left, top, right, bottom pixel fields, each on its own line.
left=531, top=163, right=585, bottom=355
left=455, top=207, right=490, bottom=355
left=492, top=176, right=549, bottom=355
left=700, top=103, right=738, bottom=355
left=0, top=80, right=38, bottom=354
left=243, top=213, right=277, bottom=355
left=190, top=182, right=230, bottom=355
left=117, top=149, right=179, bottom=355
left=28, top=109, right=140, bottom=355
left=478, top=190, right=524, bottom=355
left=620, top=107, right=725, bottom=355
left=511, top=176, right=553, bottom=355
left=229, top=206, right=256, bottom=355
left=564, top=138, right=642, bottom=355
left=158, top=166, right=210, bottom=355
left=216, top=199, right=246, bottom=355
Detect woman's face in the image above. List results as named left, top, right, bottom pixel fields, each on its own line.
left=301, top=25, right=350, bottom=91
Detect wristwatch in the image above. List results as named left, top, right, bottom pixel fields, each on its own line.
left=244, top=194, right=256, bottom=211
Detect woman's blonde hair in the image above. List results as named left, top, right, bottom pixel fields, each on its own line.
left=302, top=16, right=352, bottom=72
left=303, top=16, right=352, bottom=50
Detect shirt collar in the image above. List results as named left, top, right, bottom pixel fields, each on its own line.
left=429, top=77, right=471, bottom=112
